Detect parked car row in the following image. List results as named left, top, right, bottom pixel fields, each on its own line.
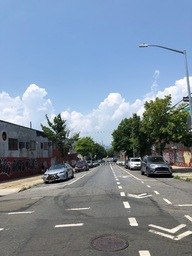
left=43, top=159, right=103, bottom=184
left=123, top=156, right=172, bottom=178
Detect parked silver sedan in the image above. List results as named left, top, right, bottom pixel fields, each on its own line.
left=43, top=163, right=74, bottom=183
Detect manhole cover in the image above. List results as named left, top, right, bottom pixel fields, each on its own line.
left=91, top=234, right=129, bottom=252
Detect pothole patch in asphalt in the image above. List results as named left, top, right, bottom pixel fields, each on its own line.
left=91, top=234, right=129, bottom=252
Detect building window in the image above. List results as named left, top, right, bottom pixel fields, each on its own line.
left=2, top=131, right=7, bottom=141
left=19, top=142, right=25, bottom=149
left=30, top=140, right=36, bottom=150
left=43, top=142, right=48, bottom=150
left=8, top=138, right=18, bottom=150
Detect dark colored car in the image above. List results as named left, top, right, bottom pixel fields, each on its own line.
left=43, top=163, right=74, bottom=183
left=74, top=160, right=89, bottom=172
left=141, top=156, right=172, bottom=177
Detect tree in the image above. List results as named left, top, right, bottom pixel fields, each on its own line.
left=93, top=142, right=107, bottom=160
left=74, top=137, right=95, bottom=158
left=112, top=114, right=148, bottom=157
left=41, top=114, right=79, bottom=162
left=141, top=95, right=192, bottom=153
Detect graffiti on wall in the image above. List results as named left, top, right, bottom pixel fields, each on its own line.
left=0, top=158, right=38, bottom=177
left=0, top=158, right=11, bottom=175
left=163, top=149, right=192, bottom=167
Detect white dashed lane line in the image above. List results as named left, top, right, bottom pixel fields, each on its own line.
left=139, top=251, right=151, bottom=256
left=66, top=207, right=90, bottom=211
left=154, top=190, right=160, bottom=194
left=163, top=198, right=172, bottom=205
left=55, top=223, right=84, bottom=228
left=128, top=217, right=138, bottom=226
left=123, top=201, right=131, bottom=209
left=8, top=211, right=34, bottom=215
left=0, top=228, right=4, bottom=231
left=118, top=186, right=122, bottom=189
left=120, top=192, right=125, bottom=197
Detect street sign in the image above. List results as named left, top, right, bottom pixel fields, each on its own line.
left=185, top=106, right=190, bottom=112
left=183, top=96, right=189, bottom=102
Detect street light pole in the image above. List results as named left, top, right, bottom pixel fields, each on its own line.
left=139, top=43, right=192, bottom=128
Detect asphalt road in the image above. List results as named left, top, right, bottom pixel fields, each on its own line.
left=0, top=164, right=192, bottom=256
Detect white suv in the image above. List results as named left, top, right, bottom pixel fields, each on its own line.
left=128, top=157, right=141, bottom=170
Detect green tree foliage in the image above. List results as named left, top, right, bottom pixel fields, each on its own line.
left=41, top=114, right=79, bottom=161
left=112, top=95, right=192, bottom=157
left=141, top=95, right=192, bottom=153
left=112, top=114, right=147, bottom=157
left=74, top=137, right=95, bottom=158
left=93, top=142, right=107, bottom=159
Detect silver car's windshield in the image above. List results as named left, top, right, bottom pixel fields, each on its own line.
left=148, top=157, right=165, bottom=163
left=49, top=164, right=65, bottom=170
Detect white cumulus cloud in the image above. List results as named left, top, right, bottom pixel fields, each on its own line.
left=0, top=77, right=191, bottom=146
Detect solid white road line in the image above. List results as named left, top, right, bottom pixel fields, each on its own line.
left=123, top=201, right=130, bottom=209
left=128, top=217, right=138, bottom=226
left=55, top=223, right=84, bottom=228
left=163, top=198, right=172, bottom=204
left=185, top=215, right=192, bottom=222
left=120, top=192, right=125, bottom=197
left=139, top=251, right=151, bottom=256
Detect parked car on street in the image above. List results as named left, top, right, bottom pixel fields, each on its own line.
left=141, top=156, right=172, bottom=177
left=126, top=157, right=141, bottom=170
left=74, top=160, right=89, bottom=172
left=43, top=163, right=74, bottom=183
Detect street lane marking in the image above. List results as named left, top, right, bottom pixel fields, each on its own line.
left=185, top=215, right=192, bottom=222
left=55, top=223, right=84, bottom=228
left=117, top=182, right=120, bottom=185
left=129, top=217, right=138, bottom=226
left=128, top=193, right=152, bottom=199
left=154, top=191, right=159, bottom=194
left=66, top=207, right=90, bottom=211
left=120, top=192, right=125, bottom=197
left=149, top=224, right=186, bottom=234
left=139, top=251, right=151, bottom=256
left=123, top=201, right=130, bottom=209
left=115, top=178, right=119, bottom=181
left=8, top=211, right=34, bottom=215
left=149, top=223, right=192, bottom=240
left=149, top=229, right=192, bottom=241
left=163, top=198, right=172, bottom=204
left=118, top=186, right=122, bottom=189
left=176, top=204, right=192, bottom=207
left=0, top=228, right=4, bottom=231
left=147, top=185, right=151, bottom=188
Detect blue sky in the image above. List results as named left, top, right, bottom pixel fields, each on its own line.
left=0, top=0, right=192, bottom=146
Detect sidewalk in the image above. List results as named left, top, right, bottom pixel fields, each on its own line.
left=0, top=166, right=191, bottom=197
left=0, top=175, right=43, bottom=196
